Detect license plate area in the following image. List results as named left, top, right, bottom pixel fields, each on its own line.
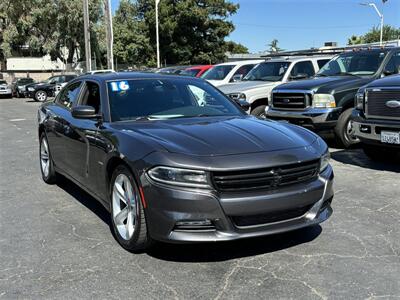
left=381, top=131, right=400, bottom=144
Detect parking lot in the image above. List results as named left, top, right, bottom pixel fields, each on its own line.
left=0, top=97, right=399, bottom=299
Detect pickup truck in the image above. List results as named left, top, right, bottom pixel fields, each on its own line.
left=266, top=47, right=400, bottom=148
left=352, top=74, right=400, bottom=161
left=219, top=56, right=331, bottom=117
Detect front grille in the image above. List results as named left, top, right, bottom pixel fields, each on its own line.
left=367, top=89, right=400, bottom=119
left=232, top=204, right=313, bottom=227
left=272, top=92, right=310, bottom=109
left=212, top=160, right=320, bottom=192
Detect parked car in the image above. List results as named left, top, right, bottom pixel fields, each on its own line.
left=201, top=60, right=264, bottom=87
left=156, top=66, right=191, bottom=75
left=180, top=65, right=213, bottom=77
left=0, top=80, right=12, bottom=98
left=11, top=77, right=35, bottom=98
left=352, top=74, right=400, bottom=161
left=25, top=74, right=77, bottom=102
left=266, top=47, right=400, bottom=148
left=219, top=56, right=332, bottom=117
left=38, top=72, right=334, bottom=251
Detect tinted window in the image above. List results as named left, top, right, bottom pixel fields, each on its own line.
left=318, top=51, right=388, bottom=76
left=107, top=78, right=242, bottom=122
left=317, top=59, right=330, bottom=69
left=244, top=62, right=290, bottom=81
left=56, top=82, right=82, bottom=109
left=80, top=82, right=101, bottom=113
left=201, top=65, right=235, bottom=80
left=384, top=51, right=400, bottom=75
left=291, top=61, right=315, bottom=78
left=231, top=64, right=256, bottom=81
left=18, top=78, right=34, bottom=84
left=0, top=80, right=7, bottom=85
left=180, top=69, right=201, bottom=77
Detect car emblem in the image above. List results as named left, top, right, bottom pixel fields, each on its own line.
left=385, top=100, right=400, bottom=109
left=283, top=98, right=290, bottom=103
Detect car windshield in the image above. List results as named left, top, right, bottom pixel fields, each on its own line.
left=243, top=62, right=291, bottom=81
left=201, top=65, right=234, bottom=80
left=180, top=69, right=200, bottom=77
left=317, top=50, right=388, bottom=76
left=107, top=78, right=243, bottom=122
left=0, top=80, right=7, bottom=85
left=18, top=79, right=33, bottom=84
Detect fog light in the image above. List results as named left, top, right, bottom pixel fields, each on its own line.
left=360, top=125, right=371, bottom=134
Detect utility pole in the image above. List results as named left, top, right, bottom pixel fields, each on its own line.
left=83, top=0, right=92, bottom=72
left=155, top=0, right=160, bottom=68
left=104, top=0, right=114, bottom=70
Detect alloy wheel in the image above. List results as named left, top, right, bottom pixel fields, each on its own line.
left=112, top=174, right=138, bottom=241
left=36, top=91, right=47, bottom=102
left=345, top=119, right=359, bottom=143
left=40, top=138, right=50, bottom=177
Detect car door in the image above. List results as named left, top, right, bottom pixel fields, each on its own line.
left=65, top=80, right=103, bottom=193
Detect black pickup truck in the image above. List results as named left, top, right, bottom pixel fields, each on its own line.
left=352, top=74, right=400, bottom=162
left=266, top=48, right=400, bottom=148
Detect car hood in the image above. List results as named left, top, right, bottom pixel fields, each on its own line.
left=206, top=80, right=224, bottom=87
left=219, top=81, right=278, bottom=94
left=275, top=76, right=372, bottom=93
left=112, top=116, right=317, bottom=156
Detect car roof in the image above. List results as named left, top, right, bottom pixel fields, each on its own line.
left=215, top=60, right=264, bottom=66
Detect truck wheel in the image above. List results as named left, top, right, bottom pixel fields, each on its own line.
left=334, top=108, right=359, bottom=148
left=35, top=90, right=47, bottom=102
left=251, top=105, right=267, bottom=118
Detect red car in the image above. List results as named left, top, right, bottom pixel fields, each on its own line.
left=181, top=65, right=213, bottom=78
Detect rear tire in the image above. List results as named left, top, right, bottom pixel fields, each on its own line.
left=110, top=165, right=153, bottom=252
left=35, top=90, right=47, bottom=102
left=39, top=133, right=57, bottom=184
left=334, top=108, right=359, bottom=148
left=251, top=105, right=267, bottom=118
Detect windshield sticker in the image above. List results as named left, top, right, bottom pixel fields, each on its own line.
left=110, top=81, right=130, bottom=92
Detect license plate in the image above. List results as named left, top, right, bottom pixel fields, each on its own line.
left=381, top=131, right=400, bottom=144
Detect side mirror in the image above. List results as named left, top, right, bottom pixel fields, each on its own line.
left=382, top=70, right=394, bottom=77
left=71, top=105, right=99, bottom=119
left=232, top=74, right=243, bottom=82
left=234, top=99, right=250, bottom=111
left=290, top=73, right=310, bottom=80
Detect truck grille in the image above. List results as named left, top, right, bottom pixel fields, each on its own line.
left=272, top=92, right=310, bottom=109
left=367, top=89, right=400, bottom=119
left=212, top=160, right=320, bottom=192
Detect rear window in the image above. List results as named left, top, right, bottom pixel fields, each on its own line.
left=317, top=59, right=330, bottom=69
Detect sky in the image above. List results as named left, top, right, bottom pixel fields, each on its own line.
left=110, top=0, right=400, bottom=53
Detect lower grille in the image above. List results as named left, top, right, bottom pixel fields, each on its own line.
left=367, top=89, right=400, bottom=119
left=272, top=92, right=310, bottom=109
left=232, top=204, right=313, bottom=227
left=212, top=160, right=320, bottom=192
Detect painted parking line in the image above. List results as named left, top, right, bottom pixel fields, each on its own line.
left=9, top=118, right=27, bottom=122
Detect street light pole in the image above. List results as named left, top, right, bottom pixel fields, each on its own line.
left=155, top=0, right=160, bottom=68
left=360, top=2, right=384, bottom=46
left=83, top=0, right=92, bottom=72
left=104, top=0, right=114, bottom=70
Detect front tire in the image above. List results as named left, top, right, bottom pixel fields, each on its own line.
left=35, top=90, right=47, bottom=102
left=251, top=105, right=267, bottom=118
left=334, top=108, right=359, bottom=148
left=110, top=165, right=152, bottom=252
left=39, top=133, right=57, bottom=184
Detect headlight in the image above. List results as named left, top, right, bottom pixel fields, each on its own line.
left=147, top=166, right=211, bottom=188
left=228, top=93, right=246, bottom=101
left=320, top=150, right=330, bottom=172
left=355, top=91, right=364, bottom=110
left=313, top=94, right=336, bottom=108
left=28, top=87, right=35, bottom=91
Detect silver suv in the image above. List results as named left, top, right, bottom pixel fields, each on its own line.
left=219, top=56, right=332, bottom=117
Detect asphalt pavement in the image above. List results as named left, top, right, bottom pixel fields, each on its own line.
left=0, top=97, right=399, bottom=299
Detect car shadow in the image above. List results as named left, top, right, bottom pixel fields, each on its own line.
left=56, top=175, right=110, bottom=226
left=330, top=148, right=400, bottom=172
left=146, top=226, right=322, bottom=263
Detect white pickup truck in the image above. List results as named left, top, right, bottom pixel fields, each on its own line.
left=218, top=56, right=332, bottom=117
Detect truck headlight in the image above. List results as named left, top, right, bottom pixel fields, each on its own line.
left=228, top=93, right=246, bottom=101
left=313, top=94, right=336, bottom=108
left=147, top=166, right=211, bottom=188
left=355, top=92, right=364, bottom=110
left=320, top=150, right=330, bottom=172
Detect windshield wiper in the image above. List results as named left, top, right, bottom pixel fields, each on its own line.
left=332, top=72, right=359, bottom=77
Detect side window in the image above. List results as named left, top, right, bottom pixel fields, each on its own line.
left=384, top=51, right=400, bottom=75
left=317, top=59, right=330, bottom=69
left=231, top=64, right=255, bottom=81
left=56, top=82, right=82, bottom=109
left=80, top=81, right=101, bottom=113
left=291, top=61, right=315, bottom=78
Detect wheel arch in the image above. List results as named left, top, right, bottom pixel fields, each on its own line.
left=250, top=98, right=268, bottom=111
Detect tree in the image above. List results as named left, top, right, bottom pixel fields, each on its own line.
left=135, top=0, right=240, bottom=66
left=267, top=39, right=284, bottom=53
left=348, top=25, right=400, bottom=45
left=225, top=41, right=249, bottom=54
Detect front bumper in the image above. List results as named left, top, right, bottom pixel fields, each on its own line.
left=352, top=109, right=400, bottom=146
left=141, top=165, right=334, bottom=243
left=266, top=107, right=341, bottom=132
left=0, top=89, right=12, bottom=96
